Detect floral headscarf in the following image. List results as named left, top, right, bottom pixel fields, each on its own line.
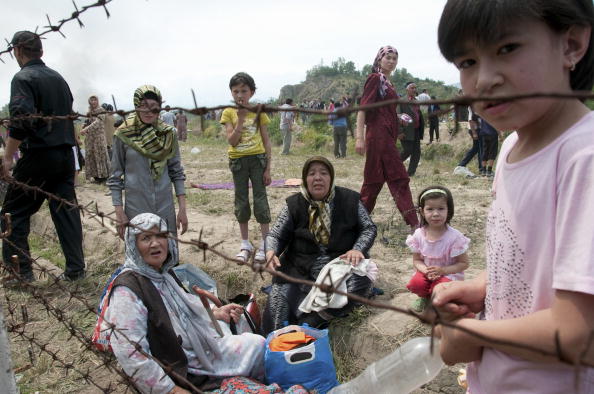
left=372, top=46, right=398, bottom=99
left=123, top=213, right=222, bottom=372
left=300, top=156, right=336, bottom=246
left=114, top=85, right=177, bottom=180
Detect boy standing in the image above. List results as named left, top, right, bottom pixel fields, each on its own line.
left=221, top=72, right=272, bottom=262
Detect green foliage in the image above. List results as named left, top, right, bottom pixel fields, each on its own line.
left=267, top=114, right=283, bottom=146
left=298, top=126, right=333, bottom=151
left=0, top=103, right=8, bottom=118
left=202, top=120, right=223, bottom=139
left=306, top=57, right=360, bottom=79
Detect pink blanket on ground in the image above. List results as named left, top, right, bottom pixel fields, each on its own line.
left=191, top=178, right=301, bottom=190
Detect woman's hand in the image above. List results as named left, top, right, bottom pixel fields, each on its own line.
left=167, top=385, right=191, bottom=394
left=340, top=249, right=364, bottom=266
left=355, top=138, right=365, bottom=156
left=114, top=206, right=128, bottom=240
left=176, top=208, right=188, bottom=235
left=213, top=303, right=244, bottom=324
left=265, top=250, right=281, bottom=271
left=263, top=168, right=272, bottom=186
left=80, top=128, right=87, bottom=136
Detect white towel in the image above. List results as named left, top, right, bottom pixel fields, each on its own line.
left=298, top=257, right=378, bottom=313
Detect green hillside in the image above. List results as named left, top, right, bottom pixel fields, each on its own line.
left=278, top=58, right=458, bottom=104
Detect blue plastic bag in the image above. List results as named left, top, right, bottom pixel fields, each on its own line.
left=172, top=264, right=218, bottom=296
left=265, top=324, right=339, bottom=393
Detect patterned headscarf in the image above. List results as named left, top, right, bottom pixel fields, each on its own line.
left=300, top=156, right=336, bottom=246
left=114, top=85, right=177, bottom=180
left=372, top=46, right=398, bottom=99
left=123, top=213, right=222, bottom=372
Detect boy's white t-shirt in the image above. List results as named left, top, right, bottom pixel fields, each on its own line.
left=468, top=112, right=594, bottom=393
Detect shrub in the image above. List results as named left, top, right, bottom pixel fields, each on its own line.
left=422, top=143, right=454, bottom=161
left=267, top=114, right=283, bottom=146
left=299, top=127, right=333, bottom=151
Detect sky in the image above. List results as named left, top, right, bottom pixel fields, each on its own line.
left=0, top=0, right=458, bottom=113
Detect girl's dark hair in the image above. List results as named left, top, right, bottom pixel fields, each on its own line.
left=418, top=185, right=454, bottom=226
left=438, top=0, right=594, bottom=91
left=229, top=72, right=256, bottom=91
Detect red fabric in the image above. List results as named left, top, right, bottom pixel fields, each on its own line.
left=406, top=271, right=451, bottom=298
left=359, top=73, right=417, bottom=226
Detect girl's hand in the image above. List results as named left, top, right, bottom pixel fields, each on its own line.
left=340, top=249, right=364, bottom=266
left=355, top=138, right=365, bottom=155
left=427, top=266, right=445, bottom=280
left=432, top=279, right=486, bottom=319
left=213, top=303, right=244, bottom=324
left=263, top=169, right=272, bottom=186
left=177, top=208, right=188, bottom=235
left=435, top=319, right=483, bottom=365
left=265, top=250, right=281, bottom=271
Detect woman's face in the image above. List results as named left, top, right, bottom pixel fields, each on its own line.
left=380, top=52, right=398, bottom=74
left=306, top=162, right=332, bottom=201
left=137, top=98, right=160, bottom=125
left=135, top=226, right=169, bottom=270
left=89, top=97, right=99, bottom=109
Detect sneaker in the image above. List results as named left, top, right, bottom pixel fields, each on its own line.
left=411, top=297, right=429, bottom=312
left=486, top=170, right=494, bottom=178
left=479, top=168, right=487, bottom=176
left=255, top=248, right=266, bottom=262
left=59, top=271, right=86, bottom=282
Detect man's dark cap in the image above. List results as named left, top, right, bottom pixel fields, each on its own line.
left=11, top=31, right=42, bottom=52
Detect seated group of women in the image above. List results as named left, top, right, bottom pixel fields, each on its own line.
left=105, top=94, right=378, bottom=392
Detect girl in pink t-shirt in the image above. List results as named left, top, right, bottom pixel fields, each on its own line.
left=406, top=186, right=469, bottom=312
left=433, top=1, right=594, bottom=393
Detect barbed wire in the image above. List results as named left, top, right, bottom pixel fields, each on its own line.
left=0, top=0, right=113, bottom=63
left=1, top=171, right=593, bottom=385
left=2, top=90, right=594, bottom=127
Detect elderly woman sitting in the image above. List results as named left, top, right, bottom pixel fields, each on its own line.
left=263, top=156, right=377, bottom=334
left=105, top=213, right=265, bottom=394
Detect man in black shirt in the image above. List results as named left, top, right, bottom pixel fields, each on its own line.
left=1, top=31, right=85, bottom=283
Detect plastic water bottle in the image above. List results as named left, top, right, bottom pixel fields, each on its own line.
left=328, top=337, right=443, bottom=394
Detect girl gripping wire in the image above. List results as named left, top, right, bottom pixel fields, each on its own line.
left=432, top=1, right=594, bottom=393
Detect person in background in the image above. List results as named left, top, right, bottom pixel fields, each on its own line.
left=331, top=101, right=348, bottom=158
left=399, top=82, right=424, bottom=177
left=102, top=103, right=116, bottom=160
left=1, top=30, right=85, bottom=282
left=175, top=110, right=188, bottom=142
left=427, top=96, right=441, bottom=144
left=279, top=98, right=295, bottom=155
left=478, top=119, right=502, bottom=177
left=160, top=105, right=176, bottom=127
left=355, top=46, right=419, bottom=230
left=81, top=95, right=110, bottom=183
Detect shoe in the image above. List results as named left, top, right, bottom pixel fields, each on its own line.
left=104, top=190, right=111, bottom=196
left=479, top=168, right=487, bottom=176
left=236, top=243, right=253, bottom=263
left=486, top=170, right=494, bottom=178
left=59, top=271, right=86, bottom=282
left=2, top=273, right=34, bottom=287
left=411, top=297, right=429, bottom=312
left=255, top=248, right=266, bottom=262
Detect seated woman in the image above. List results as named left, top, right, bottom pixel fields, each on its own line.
left=263, top=156, right=377, bottom=334
left=105, top=213, right=265, bottom=394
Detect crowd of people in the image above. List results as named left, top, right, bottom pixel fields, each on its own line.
left=2, top=0, right=594, bottom=391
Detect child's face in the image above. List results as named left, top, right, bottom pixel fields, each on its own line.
left=230, top=83, right=255, bottom=106
left=422, top=197, right=448, bottom=228
left=454, top=19, right=570, bottom=132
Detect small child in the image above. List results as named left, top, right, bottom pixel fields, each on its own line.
left=221, top=72, right=272, bottom=262
left=406, top=186, right=469, bottom=311
left=433, top=1, right=594, bottom=393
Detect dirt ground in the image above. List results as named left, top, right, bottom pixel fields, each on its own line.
left=1, top=121, right=492, bottom=393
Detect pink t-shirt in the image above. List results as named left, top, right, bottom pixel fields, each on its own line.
left=467, top=112, right=594, bottom=393
left=406, top=226, right=470, bottom=281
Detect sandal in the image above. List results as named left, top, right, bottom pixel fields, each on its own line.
left=255, top=248, right=266, bottom=262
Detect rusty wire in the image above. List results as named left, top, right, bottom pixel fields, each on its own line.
left=0, top=0, right=112, bottom=63
left=1, top=172, right=593, bottom=379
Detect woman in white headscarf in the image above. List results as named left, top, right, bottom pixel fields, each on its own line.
left=104, top=213, right=265, bottom=394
